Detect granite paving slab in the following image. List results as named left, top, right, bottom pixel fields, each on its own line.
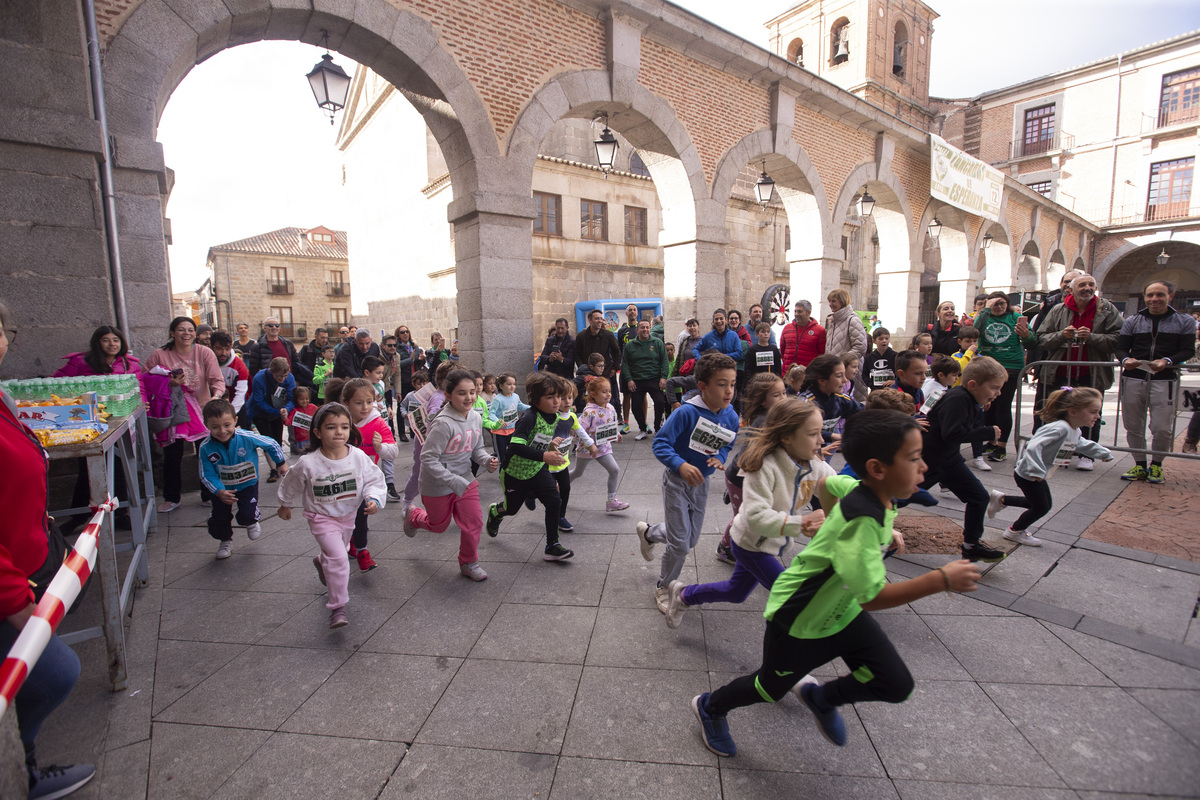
left=720, top=769, right=900, bottom=800
left=560, top=665, right=716, bottom=767
left=378, top=744, right=556, bottom=800
left=165, top=552, right=295, bottom=592
left=585, top=606, right=708, bottom=670
left=257, top=594, right=408, bottom=650
left=1127, top=687, right=1200, bottom=749
left=505, top=562, right=610, bottom=606
left=469, top=602, right=597, bottom=664
left=150, top=639, right=248, bottom=715
left=855, top=680, right=1065, bottom=786
left=892, top=781, right=1079, bottom=800
left=920, top=615, right=1113, bottom=685
left=549, top=757, right=720, bottom=800
left=873, top=613, right=975, bottom=681
left=983, top=682, right=1200, bottom=796
left=416, top=659, right=581, bottom=754
left=148, top=722, right=271, bottom=800
left=157, top=589, right=314, bottom=644
left=281, top=652, right=461, bottom=741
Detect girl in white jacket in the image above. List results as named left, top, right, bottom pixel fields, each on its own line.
left=664, top=398, right=831, bottom=629
left=987, top=387, right=1112, bottom=547
left=402, top=370, right=498, bottom=581
left=277, top=403, right=387, bottom=629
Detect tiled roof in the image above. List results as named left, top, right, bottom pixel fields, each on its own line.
left=208, top=227, right=349, bottom=260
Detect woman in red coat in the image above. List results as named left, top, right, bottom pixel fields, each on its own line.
left=0, top=302, right=95, bottom=798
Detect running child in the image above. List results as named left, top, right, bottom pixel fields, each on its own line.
left=986, top=387, right=1112, bottom=546
left=635, top=353, right=739, bottom=613
left=691, top=409, right=981, bottom=757
left=548, top=378, right=597, bottom=532
left=277, top=403, right=386, bottom=628
left=287, top=386, right=318, bottom=455
left=665, top=397, right=830, bottom=628
left=573, top=353, right=606, bottom=412
left=403, top=369, right=499, bottom=581
left=921, top=355, right=960, bottom=416
left=343, top=378, right=398, bottom=572
left=866, top=328, right=897, bottom=390
left=481, top=373, right=498, bottom=405
left=715, top=372, right=788, bottom=565
left=486, top=372, right=574, bottom=560
left=488, top=372, right=529, bottom=465
left=357, top=355, right=399, bottom=498
left=569, top=377, right=629, bottom=513
left=892, top=350, right=928, bottom=418
left=917, top=356, right=1008, bottom=562
left=798, top=354, right=863, bottom=450
left=198, top=398, right=288, bottom=559
left=402, top=361, right=454, bottom=506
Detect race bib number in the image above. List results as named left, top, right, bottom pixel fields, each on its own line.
left=870, top=368, right=893, bottom=387
left=1053, top=442, right=1077, bottom=467
left=556, top=438, right=573, bottom=456
left=217, top=461, right=256, bottom=486
left=271, top=385, right=288, bottom=409
left=688, top=417, right=736, bottom=456
left=312, top=475, right=358, bottom=500
left=291, top=412, right=313, bottom=432
left=594, top=421, right=619, bottom=445
left=919, top=387, right=946, bottom=416
left=531, top=432, right=554, bottom=452
left=822, top=417, right=840, bottom=433
left=501, top=406, right=518, bottom=426
left=755, top=350, right=775, bottom=367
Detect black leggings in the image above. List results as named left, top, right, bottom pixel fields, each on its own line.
left=1002, top=474, right=1053, bottom=532
left=921, top=459, right=988, bottom=544
left=254, top=414, right=284, bottom=448
left=707, top=614, right=913, bottom=717
left=353, top=500, right=369, bottom=549
left=553, top=468, right=571, bottom=518
left=492, top=469, right=560, bottom=546
left=984, top=368, right=1022, bottom=445
left=162, top=439, right=188, bottom=503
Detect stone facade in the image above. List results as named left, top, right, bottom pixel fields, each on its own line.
left=206, top=227, right=351, bottom=341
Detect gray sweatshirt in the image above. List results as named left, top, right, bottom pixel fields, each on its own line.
left=418, top=406, right=493, bottom=497
left=1014, top=419, right=1111, bottom=481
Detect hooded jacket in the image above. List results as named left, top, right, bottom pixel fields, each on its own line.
left=419, top=406, right=492, bottom=497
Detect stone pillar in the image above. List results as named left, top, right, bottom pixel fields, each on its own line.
left=663, top=238, right=727, bottom=326
left=448, top=191, right=536, bottom=380
left=789, top=246, right=843, bottom=321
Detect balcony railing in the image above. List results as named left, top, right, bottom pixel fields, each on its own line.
left=1158, top=104, right=1199, bottom=128
left=325, top=321, right=350, bottom=333
left=1010, top=130, right=1073, bottom=160
left=1146, top=200, right=1194, bottom=222
left=326, top=282, right=351, bottom=297
left=1076, top=202, right=1196, bottom=227
left=266, top=280, right=294, bottom=295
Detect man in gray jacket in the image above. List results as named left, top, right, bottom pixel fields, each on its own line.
left=1035, top=274, right=1123, bottom=468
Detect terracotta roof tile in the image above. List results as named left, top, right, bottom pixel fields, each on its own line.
left=208, top=227, right=348, bottom=260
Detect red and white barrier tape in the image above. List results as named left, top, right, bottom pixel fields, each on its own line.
left=0, top=498, right=116, bottom=714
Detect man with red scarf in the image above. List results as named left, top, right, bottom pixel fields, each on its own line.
left=1035, top=274, right=1124, bottom=468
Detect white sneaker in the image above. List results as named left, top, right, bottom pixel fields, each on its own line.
left=969, top=457, right=992, bottom=472
left=1075, top=457, right=1095, bottom=471
left=635, top=430, right=650, bottom=441
left=402, top=503, right=418, bottom=538
left=215, top=540, right=233, bottom=559
left=246, top=522, right=261, bottom=540
left=986, top=489, right=1006, bottom=519
left=1003, top=528, right=1042, bottom=547
left=157, top=500, right=181, bottom=514
left=460, top=562, right=488, bottom=581
left=665, top=580, right=688, bottom=629
left=636, top=521, right=656, bottom=562
left=654, top=585, right=670, bottom=615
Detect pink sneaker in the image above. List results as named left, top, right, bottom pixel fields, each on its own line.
left=605, top=497, right=630, bottom=513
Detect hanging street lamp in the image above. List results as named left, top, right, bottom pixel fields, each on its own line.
left=593, top=112, right=619, bottom=175
left=928, top=217, right=942, bottom=240
left=858, top=187, right=875, bottom=218
left=754, top=160, right=776, bottom=208
left=306, top=31, right=352, bottom=125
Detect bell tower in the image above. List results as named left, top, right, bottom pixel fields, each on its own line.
left=766, top=0, right=939, bottom=128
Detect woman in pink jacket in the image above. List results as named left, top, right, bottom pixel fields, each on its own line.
left=143, top=317, right=224, bottom=513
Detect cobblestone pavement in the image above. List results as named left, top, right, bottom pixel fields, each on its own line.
left=29, top=408, right=1200, bottom=799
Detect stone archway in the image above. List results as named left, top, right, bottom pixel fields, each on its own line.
left=830, top=163, right=916, bottom=338
left=508, top=71, right=709, bottom=326
left=709, top=129, right=831, bottom=327
left=1016, top=241, right=1042, bottom=290
left=980, top=220, right=1015, bottom=295
left=100, top=0, right=506, bottom=367
left=920, top=203, right=972, bottom=319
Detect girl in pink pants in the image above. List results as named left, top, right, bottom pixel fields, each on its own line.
left=277, top=403, right=387, bottom=628
left=403, top=369, right=498, bottom=581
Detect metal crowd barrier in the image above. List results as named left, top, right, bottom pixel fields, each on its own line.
left=1014, top=358, right=1199, bottom=463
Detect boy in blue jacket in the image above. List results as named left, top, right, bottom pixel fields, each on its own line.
left=199, top=399, right=288, bottom=559
left=636, top=353, right=739, bottom=614
left=245, top=357, right=296, bottom=480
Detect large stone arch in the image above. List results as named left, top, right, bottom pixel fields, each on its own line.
left=508, top=70, right=712, bottom=324
left=99, top=0, right=530, bottom=372
left=709, top=129, right=832, bottom=328
left=831, top=162, right=917, bottom=337
left=919, top=201, right=973, bottom=316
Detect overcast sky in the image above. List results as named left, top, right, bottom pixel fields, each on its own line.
left=158, top=0, right=1200, bottom=292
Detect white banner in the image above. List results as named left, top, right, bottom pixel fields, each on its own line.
left=930, top=134, right=1003, bottom=222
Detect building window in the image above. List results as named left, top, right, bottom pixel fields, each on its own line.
left=310, top=231, right=333, bottom=243
left=629, top=152, right=651, bottom=178
left=1159, top=66, right=1200, bottom=127
left=581, top=200, right=608, bottom=241
left=268, top=267, right=292, bottom=294
left=830, top=18, right=850, bottom=65
left=625, top=206, right=648, bottom=246
left=1022, top=104, right=1056, bottom=156
left=331, top=308, right=347, bottom=325
left=784, top=225, right=791, bottom=251
left=892, top=21, right=908, bottom=78
left=1147, top=158, right=1194, bottom=221
left=270, top=306, right=293, bottom=337
left=1027, top=180, right=1052, bottom=197
left=786, top=38, right=804, bottom=68
left=533, top=192, right=561, bottom=236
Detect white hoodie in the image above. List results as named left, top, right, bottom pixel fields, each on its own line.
left=277, top=447, right=387, bottom=518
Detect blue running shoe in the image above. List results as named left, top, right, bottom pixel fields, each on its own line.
left=798, top=679, right=847, bottom=746
left=691, top=693, right=737, bottom=756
